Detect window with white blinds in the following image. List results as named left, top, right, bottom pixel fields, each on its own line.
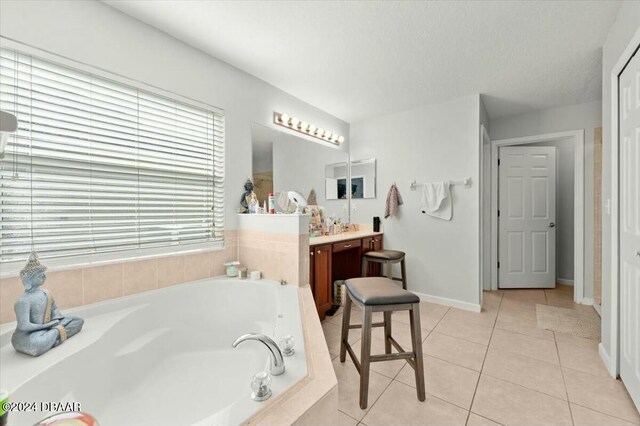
left=0, top=48, right=225, bottom=264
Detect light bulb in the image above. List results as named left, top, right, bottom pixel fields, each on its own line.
left=308, top=124, right=316, bottom=134
left=289, top=117, right=299, bottom=128
left=324, top=131, right=332, bottom=140
left=337, top=135, right=345, bottom=143
left=330, top=134, right=338, bottom=142
left=299, top=121, right=309, bottom=131
left=315, top=128, right=324, bottom=137
left=279, top=113, right=289, bottom=124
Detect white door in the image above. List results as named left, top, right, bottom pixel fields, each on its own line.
left=619, top=48, right=640, bottom=408
left=499, top=146, right=557, bottom=288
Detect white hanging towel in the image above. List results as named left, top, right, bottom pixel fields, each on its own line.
left=420, top=182, right=452, bottom=220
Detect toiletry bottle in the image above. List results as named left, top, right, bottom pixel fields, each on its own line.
left=249, top=194, right=258, bottom=214
left=268, top=193, right=275, bottom=214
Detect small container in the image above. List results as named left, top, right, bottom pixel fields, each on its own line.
left=224, top=261, right=240, bottom=277
left=268, top=193, right=276, bottom=214
left=238, top=267, right=248, bottom=279
left=250, top=270, right=262, bottom=280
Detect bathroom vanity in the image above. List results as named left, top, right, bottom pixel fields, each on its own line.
left=309, top=230, right=383, bottom=320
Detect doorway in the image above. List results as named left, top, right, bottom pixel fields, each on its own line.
left=489, top=131, right=585, bottom=301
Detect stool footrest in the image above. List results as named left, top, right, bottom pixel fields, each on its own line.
left=370, top=352, right=414, bottom=362
left=348, top=321, right=385, bottom=330
left=387, top=336, right=418, bottom=370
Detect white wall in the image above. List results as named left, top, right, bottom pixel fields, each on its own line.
left=0, top=0, right=349, bottom=232
left=521, top=138, right=575, bottom=282
left=489, top=100, right=601, bottom=297
left=350, top=95, right=481, bottom=308
left=600, top=1, right=640, bottom=369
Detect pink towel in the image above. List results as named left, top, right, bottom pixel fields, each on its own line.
left=385, top=184, right=403, bottom=218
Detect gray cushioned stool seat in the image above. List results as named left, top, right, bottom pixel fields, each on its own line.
left=346, top=277, right=419, bottom=306
left=363, top=249, right=406, bottom=261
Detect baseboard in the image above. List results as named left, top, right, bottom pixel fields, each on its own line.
left=413, top=291, right=481, bottom=313
left=599, top=343, right=616, bottom=378
left=592, top=303, right=602, bottom=317
left=580, top=297, right=594, bottom=305
left=557, top=278, right=574, bottom=286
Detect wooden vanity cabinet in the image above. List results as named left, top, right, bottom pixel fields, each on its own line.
left=309, top=234, right=383, bottom=320
left=311, top=244, right=332, bottom=321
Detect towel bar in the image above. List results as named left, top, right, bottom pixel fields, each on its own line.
left=409, top=178, right=472, bottom=191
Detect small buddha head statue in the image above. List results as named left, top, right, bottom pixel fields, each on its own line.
left=244, top=178, right=254, bottom=193
left=20, top=252, right=47, bottom=292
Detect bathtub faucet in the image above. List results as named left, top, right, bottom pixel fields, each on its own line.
left=232, top=333, right=285, bottom=376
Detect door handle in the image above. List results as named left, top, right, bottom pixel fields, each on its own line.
left=549, top=222, right=556, bottom=228
left=635, top=250, right=640, bottom=257
left=344, top=244, right=352, bottom=248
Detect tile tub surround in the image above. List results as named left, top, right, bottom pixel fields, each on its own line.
left=237, top=214, right=311, bottom=286
left=0, top=230, right=238, bottom=324
left=248, top=284, right=338, bottom=426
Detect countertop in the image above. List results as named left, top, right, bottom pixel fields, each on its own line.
left=309, top=230, right=383, bottom=246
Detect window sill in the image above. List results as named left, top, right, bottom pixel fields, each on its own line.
left=0, top=241, right=226, bottom=279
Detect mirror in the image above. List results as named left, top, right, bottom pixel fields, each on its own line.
left=251, top=123, right=350, bottom=221
left=325, top=162, right=349, bottom=200
left=325, top=158, right=377, bottom=200
left=350, top=159, right=376, bottom=199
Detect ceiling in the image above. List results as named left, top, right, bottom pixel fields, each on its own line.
left=104, top=1, right=620, bottom=123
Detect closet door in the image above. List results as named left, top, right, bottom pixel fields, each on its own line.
left=619, top=47, right=640, bottom=408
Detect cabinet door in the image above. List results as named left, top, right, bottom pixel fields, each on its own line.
left=361, top=235, right=384, bottom=277
left=313, top=244, right=332, bottom=320
left=372, top=236, right=383, bottom=251
left=309, top=247, right=315, bottom=295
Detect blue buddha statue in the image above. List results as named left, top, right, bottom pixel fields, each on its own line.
left=11, top=253, right=84, bottom=357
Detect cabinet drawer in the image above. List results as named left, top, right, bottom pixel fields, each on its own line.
left=332, top=238, right=361, bottom=253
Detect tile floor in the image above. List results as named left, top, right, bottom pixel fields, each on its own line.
left=319, top=285, right=640, bottom=426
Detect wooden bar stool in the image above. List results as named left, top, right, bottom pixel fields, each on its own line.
left=362, top=249, right=407, bottom=289
left=340, top=277, right=425, bottom=409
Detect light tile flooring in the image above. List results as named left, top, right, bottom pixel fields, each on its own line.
left=319, top=285, right=640, bottom=426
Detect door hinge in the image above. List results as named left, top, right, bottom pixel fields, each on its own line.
left=498, top=210, right=500, bottom=217
left=497, top=262, right=500, bottom=269
left=498, top=159, right=501, bottom=166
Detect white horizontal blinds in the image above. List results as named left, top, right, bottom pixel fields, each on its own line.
left=0, top=48, right=224, bottom=263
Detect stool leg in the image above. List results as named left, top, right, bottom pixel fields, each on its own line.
left=386, top=260, right=393, bottom=280
left=401, top=258, right=407, bottom=290
left=359, top=306, right=373, bottom=409
left=361, top=257, right=368, bottom=277
left=410, top=303, right=425, bottom=401
left=340, top=295, right=352, bottom=363
left=383, top=311, right=392, bottom=354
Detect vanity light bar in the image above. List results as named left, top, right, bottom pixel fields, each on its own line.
left=273, top=112, right=345, bottom=145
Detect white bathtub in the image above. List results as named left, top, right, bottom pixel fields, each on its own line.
left=0, top=277, right=307, bottom=426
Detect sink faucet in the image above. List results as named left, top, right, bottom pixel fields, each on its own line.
left=232, top=333, right=286, bottom=375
